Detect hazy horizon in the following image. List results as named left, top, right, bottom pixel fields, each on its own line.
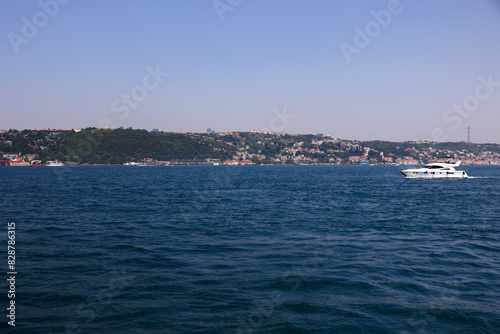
left=2, top=0, right=500, bottom=144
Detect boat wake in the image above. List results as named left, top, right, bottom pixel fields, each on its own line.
left=467, top=176, right=499, bottom=179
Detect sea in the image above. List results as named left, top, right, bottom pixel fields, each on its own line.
left=1, top=165, right=499, bottom=333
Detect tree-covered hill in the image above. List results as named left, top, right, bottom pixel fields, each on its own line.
left=0, top=128, right=235, bottom=164
left=59, top=129, right=235, bottom=164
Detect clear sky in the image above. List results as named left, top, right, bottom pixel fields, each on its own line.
left=1, top=0, right=500, bottom=143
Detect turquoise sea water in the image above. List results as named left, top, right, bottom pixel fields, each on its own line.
left=1, top=165, right=499, bottom=333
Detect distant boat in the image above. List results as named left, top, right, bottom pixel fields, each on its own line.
left=123, top=162, right=147, bottom=166
left=401, top=161, right=468, bottom=178
left=7, top=153, right=29, bottom=167
left=46, top=160, right=65, bottom=167
left=30, top=160, right=44, bottom=166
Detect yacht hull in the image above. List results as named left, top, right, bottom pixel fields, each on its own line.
left=401, top=169, right=468, bottom=178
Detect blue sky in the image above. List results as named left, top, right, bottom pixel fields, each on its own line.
left=1, top=0, right=500, bottom=143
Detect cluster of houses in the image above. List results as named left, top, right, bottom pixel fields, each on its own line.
left=189, top=132, right=500, bottom=165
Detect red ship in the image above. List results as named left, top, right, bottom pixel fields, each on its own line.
left=1, top=153, right=30, bottom=167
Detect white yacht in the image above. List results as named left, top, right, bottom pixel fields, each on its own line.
left=46, top=160, right=65, bottom=167
left=401, top=161, right=468, bottom=178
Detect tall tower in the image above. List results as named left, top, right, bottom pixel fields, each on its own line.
left=467, top=126, right=471, bottom=148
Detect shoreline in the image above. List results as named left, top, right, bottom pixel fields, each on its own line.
left=2, top=163, right=498, bottom=167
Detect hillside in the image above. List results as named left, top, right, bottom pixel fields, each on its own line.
left=0, top=128, right=235, bottom=164
left=1, top=128, right=499, bottom=165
